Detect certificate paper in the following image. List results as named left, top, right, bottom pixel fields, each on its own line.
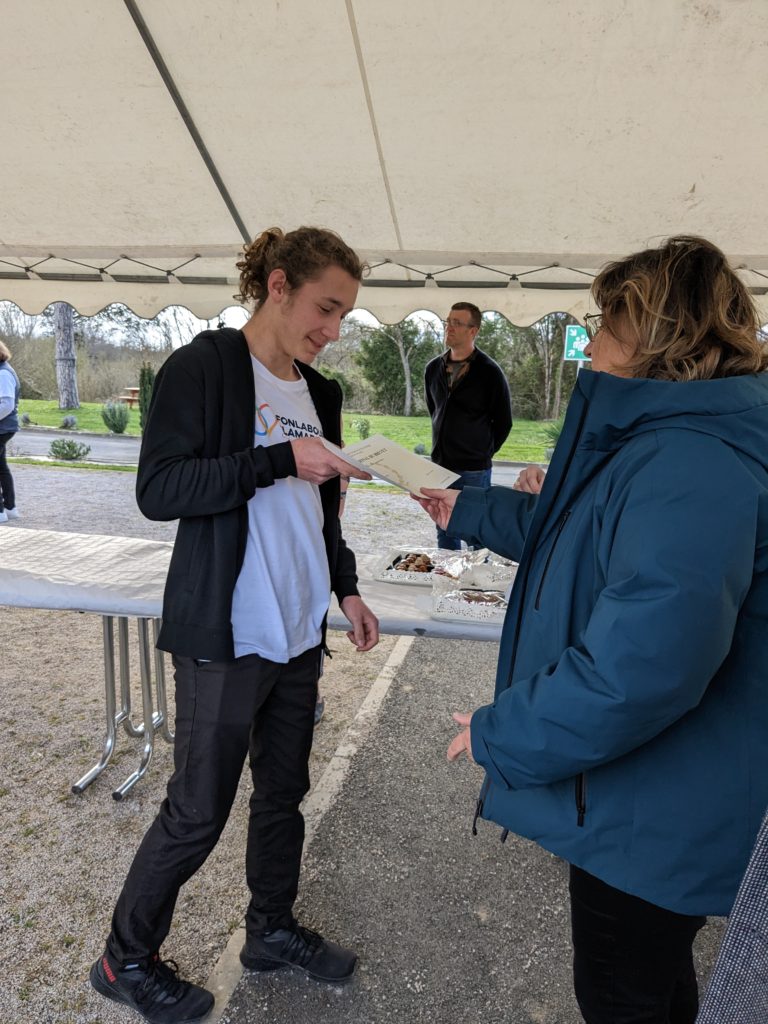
left=322, top=434, right=460, bottom=494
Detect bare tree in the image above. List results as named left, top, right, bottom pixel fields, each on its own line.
left=525, top=315, right=572, bottom=419
left=0, top=302, right=37, bottom=345
left=551, top=320, right=567, bottom=419
left=357, top=318, right=439, bottom=415
left=155, top=306, right=207, bottom=350
left=53, top=302, right=80, bottom=409
left=391, top=325, right=413, bottom=415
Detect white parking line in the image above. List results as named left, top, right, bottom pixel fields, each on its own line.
left=205, top=634, right=415, bottom=1020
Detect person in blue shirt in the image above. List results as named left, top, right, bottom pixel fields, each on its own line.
left=417, top=235, right=768, bottom=1024
left=0, top=340, right=21, bottom=523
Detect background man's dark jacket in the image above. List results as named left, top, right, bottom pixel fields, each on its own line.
left=424, top=347, right=512, bottom=472
left=136, top=328, right=358, bottom=661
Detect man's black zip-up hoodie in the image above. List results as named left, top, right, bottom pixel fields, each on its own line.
left=424, top=347, right=512, bottom=472
left=136, top=328, right=359, bottom=661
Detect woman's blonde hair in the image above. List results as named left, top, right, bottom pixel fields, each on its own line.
left=0, top=340, right=11, bottom=362
left=593, top=235, right=767, bottom=381
left=235, top=226, right=366, bottom=308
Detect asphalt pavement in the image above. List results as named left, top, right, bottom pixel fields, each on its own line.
left=3, top=448, right=725, bottom=1022
left=10, top=426, right=144, bottom=465
left=219, top=636, right=724, bottom=1024
left=9, top=428, right=530, bottom=486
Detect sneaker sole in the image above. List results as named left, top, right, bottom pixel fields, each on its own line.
left=239, top=951, right=356, bottom=985
left=89, top=961, right=214, bottom=1023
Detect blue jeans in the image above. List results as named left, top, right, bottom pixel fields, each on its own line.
left=436, top=468, right=492, bottom=549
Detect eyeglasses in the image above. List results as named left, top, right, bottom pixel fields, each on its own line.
left=442, top=318, right=475, bottom=330
left=583, top=313, right=603, bottom=341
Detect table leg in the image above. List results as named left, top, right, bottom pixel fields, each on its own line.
left=71, top=616, right=118, bottom=794
left=112, top=618, right=156, bottom=801
left=73, top=616, right=175, bottom=798
left=116, top=616, right=145, bottom=739
left=153, top=619, right=175, bottom=743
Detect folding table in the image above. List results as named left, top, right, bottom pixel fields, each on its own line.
left=0, top=528, right=501, bottom=798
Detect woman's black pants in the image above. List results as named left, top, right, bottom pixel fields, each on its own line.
left=107, top=646, right=320, bottom=964
left=0, top=431, right=16, bottom=511
left=570, top=866, right=706, bottom=1024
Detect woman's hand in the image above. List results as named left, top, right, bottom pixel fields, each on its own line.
left=412, top=486, right=460, bottom=530
left=447, top=711, right=475, bottom=763
left=513, top=465, right=546, bottom=494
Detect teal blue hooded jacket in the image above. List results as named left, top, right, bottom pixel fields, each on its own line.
left=449, top=368, right=768, bottom=916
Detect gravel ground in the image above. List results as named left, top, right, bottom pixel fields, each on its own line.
left=2, top=463, right=438, bottom=549
left=0, top=464, right=434, bottom=1024
left=0, top=465, right=725, bottom=1023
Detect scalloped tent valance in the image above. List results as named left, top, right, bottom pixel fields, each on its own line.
left=1, top=0, right=767, bottom=325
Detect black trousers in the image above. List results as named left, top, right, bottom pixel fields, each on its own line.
left=0, top=431, right=16, bottom=511
left=570, top=866, right=706, bottom=1024
left=107, top=645, right=320, bottom=964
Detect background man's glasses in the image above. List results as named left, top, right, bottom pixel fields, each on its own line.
left=442, top=318, right=475, bottom=330
left=583, top=313, right=603, bottom=341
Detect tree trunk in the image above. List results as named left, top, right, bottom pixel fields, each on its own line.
left=552, top=327, right=565, bottom=419
left=54, top=302, right=80, bottom=409
left=542, top=348, right=553, bottom=418
left=392, top=327, right=413, bottom=416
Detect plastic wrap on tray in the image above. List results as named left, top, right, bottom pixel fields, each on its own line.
left=431, top=588, right=508, bottom=624
left=375, top=546, right=518, bottom=591
left=432, top=550, right=518, bottom=594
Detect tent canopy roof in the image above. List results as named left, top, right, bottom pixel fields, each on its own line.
left=2, top=0, right=767, bottom=324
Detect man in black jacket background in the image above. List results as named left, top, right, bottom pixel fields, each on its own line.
left=424, top=301, right=512, bottom=548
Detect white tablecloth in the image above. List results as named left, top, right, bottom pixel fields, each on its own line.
left=0, top=529, right=502, bottom=641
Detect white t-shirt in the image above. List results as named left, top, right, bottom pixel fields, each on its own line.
left=231, top=356, right=331, bottom=663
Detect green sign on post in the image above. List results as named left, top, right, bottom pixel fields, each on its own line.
left=563, top=324, right=590, bottom=362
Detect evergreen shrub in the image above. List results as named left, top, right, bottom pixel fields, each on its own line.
left=49, top=439, right=91, bottom=461
left=138, top=362, right=155, bottom=432
left=101, top=400, right=130, bottom=434
left=352, top=417, right=371, bottom=440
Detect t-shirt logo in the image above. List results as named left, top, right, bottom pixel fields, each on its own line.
left=255, top=401, right=323, bottom=440
left=255, top=402, right=281, bottom=437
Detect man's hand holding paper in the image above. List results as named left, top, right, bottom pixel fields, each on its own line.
left=291, top=436, right=371, bottom=485
left=322, top=434, right=459, bottom=495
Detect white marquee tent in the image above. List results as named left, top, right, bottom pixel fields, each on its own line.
left=1, top=0, right=767, bottom=325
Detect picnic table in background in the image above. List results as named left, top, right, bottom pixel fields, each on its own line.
left=118, top=387, right=140, bottom=408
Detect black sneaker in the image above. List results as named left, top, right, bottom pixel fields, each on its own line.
left=90, top=951, right=214, bottom=1024
left=239, top=923, right=356, bottom=984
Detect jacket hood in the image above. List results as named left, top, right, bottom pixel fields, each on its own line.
left=574, top=369, right=768, bottom=471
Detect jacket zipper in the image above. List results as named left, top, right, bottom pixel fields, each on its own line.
left=472, top=777, right=490, bottom=836
left=575, top=773, right=587, bottom=827
left=534, top=510, right=570, bottom=610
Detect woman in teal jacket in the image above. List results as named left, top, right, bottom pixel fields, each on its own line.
left=418, top=236, right=768, bottom=1024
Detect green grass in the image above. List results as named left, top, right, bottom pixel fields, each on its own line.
left=18, top=399, right=142, bottom=435
left=9, top=457, right=136, bottom=471
left=18, top=400, right=551, bottom=461
left=343, top=413, right=551, bottom=462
